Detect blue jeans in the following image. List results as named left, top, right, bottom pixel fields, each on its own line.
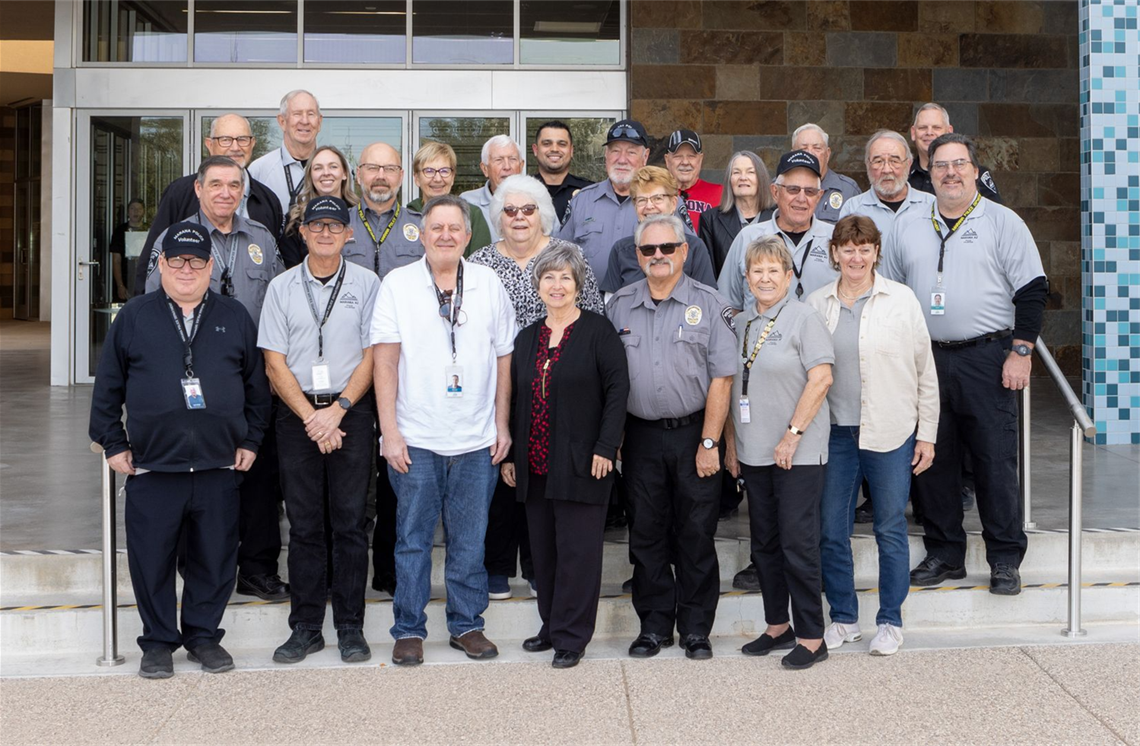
left=387, top=446, right=498, bottom=640
left=820, top=426, right=913, bottom=627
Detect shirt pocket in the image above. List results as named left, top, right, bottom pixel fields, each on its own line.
left=621, top=334, right=642, bottom=381
left=245, top=266, right=271, bottom=313
left=869, top=317, right=906, bottom=358
left=674, top=328, right=710, bottom=377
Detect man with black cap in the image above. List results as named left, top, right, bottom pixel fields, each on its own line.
left=663, top=129, right=722, bottom=234
left=258, top=196, right=380, bottom=664
left=90, top=222, right=271, bottom=679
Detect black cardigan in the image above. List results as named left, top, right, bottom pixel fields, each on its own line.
left=509, top=310, right=629, bottom=506
left=698, top=205, right=776, bottom=278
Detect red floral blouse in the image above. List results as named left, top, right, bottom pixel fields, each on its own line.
left=528, top=321, right=576, bottom=475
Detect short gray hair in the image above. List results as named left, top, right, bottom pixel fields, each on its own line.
left=489, top=174, right=557, bottom=236
left=530, top=241, right=589, bottom=295
left=279, top=89, right=321, bottom=117
left=912, top=102, right=950, bottom=127
left=864, top=129, right=913, bottom=165
left=480, top=134, right=522, bottom=165
left=422, top=195, right=472, bottom=234
left=792, top=123, right=829, bottom=147
left=743, top=235, right=793, bottom=274
left=197, top=155, right=242, bottom=186
left=635, top=214, right=686, bottom=246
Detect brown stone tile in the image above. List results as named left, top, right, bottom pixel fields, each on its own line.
left=681, top=30, right=784, bottom=65
left=976, top=0, right=1043, bottom=34
left=1020, top=206, right=1080, bottom=242
left=630, top=99, right=704, bottom=136
left=831, top=136, right=871, bottom=172
left=959, top=34, right=1070, bottom=68
left=978, top=104, right=1079, bottom=139
left=716, top=65, right=762, bottom=101
left=1043, top=0, right=1079, bottom=35
left=784, top=31, right=828, bottom=66
left=632, top=0, right=702, bottom=29
left=918, top=0, right=975, bottom=33
left=844, top=102, right=912, bottom=135
left=1058, top=138, right=1080, bottom=172
left=1051, top=241, right=1080, bottom=277
left=826, top=31, right=896, bottom=67
left=701, top=0, right=807, bottom=30
left=991, top=171, right=1037, bottom=209
left=1018, top=138, right=1061, bottom=173
left=808, top=0, right=851, bottom=30
left=787, top=101, right=846, bottom=138
left=974, top=137, right=1019, bottom=171
left=1038, top=172, right=1080, bottom=207
left=702, top=101, right=788, bottom=135
left=761, top=66, right=863, bottom=100
left=632, top=28, right=681, bottom=65
left=700, top=134, right=735, bottom=171
left=1040, top=342, right=1080, bottom=377
left=850, top=0, right=917, bottom=31
left=631, top=64, right=717, bottom=99
left=897, top=33, right=958, bottom=67
left=864, top=68, right=932, bottom=102
left=1059, top=278, right=1082, bottom=311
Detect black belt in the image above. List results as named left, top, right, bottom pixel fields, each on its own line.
left=305, top=392, right=342, bottom=406
left=933, top=330, right=1012, bottom=350
left=628, top=410, right=705, bottom=430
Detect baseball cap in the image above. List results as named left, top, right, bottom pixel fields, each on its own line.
left=776, top=150, right=822, bottom=178
left=303, top=195, right=350, bottom=225
left=605, top=119, right=649, bottom=148
left=163, top=222, right=211, bottom=260
left=666, top=129, right=702, bottom=154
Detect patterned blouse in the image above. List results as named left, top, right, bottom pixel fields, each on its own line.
left=528, top=321, right=576, bottom=475
left=468, top=237, right=605, bottom=328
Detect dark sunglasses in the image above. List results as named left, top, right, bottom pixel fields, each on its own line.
left=637, top=242, right=682, bottom=257
left=610, top=123, right=642, bottom=141
left=503, top=204, right=538, bottom=217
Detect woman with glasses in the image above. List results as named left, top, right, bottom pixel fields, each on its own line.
left=277, top=145, right=360, bottom=268
left=698, top=151, right=776, bottom=278
left=409, top=141, right=492, bottom=256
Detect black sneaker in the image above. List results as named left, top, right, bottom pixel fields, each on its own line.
left=989, top=563, right=1022, bottom=596
left=337, top=629, right=372, bottom=662
left=732, top=563, right=760, bottom=591
left=781, top=641, right=828, bottom=670
left=742, top=627, right=796, bottom=656
left=139, top=647, right=174, bottom=679
left=621, top=576, right=633, bottom=594
left=273, top=628, right=325, bottom=664
left=909, top=556, right=967, bottom=586
left=680, top=635, right=713, bottom=660
left=854, top=500, right=873, bottom=524
left=236, top=573, right=290, bottom=601
left=186, top=642, right=234, bottom=674
left=371, top=574, right=397, bottom=595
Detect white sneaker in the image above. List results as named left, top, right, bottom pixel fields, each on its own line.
left=869, top=623, right=903, bottom=656
left=823, top=622, right=862, bottom=649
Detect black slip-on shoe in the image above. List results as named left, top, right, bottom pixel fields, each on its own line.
left=186, top=642, right=235, bottom=674
left=338, top=629, right=372, bottom=662
left=781, top=641, right=828, bottom=670
left=742, top=627, right=796, bottom=656
left=732, top=563, right=761, bottom=591
left=139, top=648, right=174, bottom=679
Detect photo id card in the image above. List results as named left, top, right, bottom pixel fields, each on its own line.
left=311, top=362, right=331, bottom=391
left=738, top=397, right=751, bottom=424
left=181, top=378, right=206, bottom=410
left=929, top=287, right=946, bottom=316
left=445, top=365, right=464, bottom=398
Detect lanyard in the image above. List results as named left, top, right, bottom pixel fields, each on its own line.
left=740, top=306, right=783, bottom=397
left=165, top=292, right=206, bottom=376
left=301, top=259, right=347, bottom=360
left=787, top=237, right=813, bottom=299
left=431, top=260, right=464, bottom=362
left=358, top=203, right=401, bottom=275
left=283, top=161, right=302, bottom=206
left=929, top=192, right=981, bottom=285
left=198, top=211, right=239, bottom=296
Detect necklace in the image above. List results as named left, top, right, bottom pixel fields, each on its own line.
left=837, top=279, right=873, bottom=301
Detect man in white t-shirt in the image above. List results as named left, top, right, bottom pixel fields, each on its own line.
left=370, top=195, right=517, bottom=666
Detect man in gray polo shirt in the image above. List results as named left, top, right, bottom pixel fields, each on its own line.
left=883, top=133, right=1047, bottom=596
left=345, top=141, right=425, bottom=280
left=258, top=196, right=380, bottom=665
left=792, top=124, right=861, bottom=223
left=839, top=129, right=935, bottom=250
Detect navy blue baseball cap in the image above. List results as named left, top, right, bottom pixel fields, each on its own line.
left=303, top=195, right=350, bottom=225
left=163, top=222, right=211, bottom=260
left=776, top=150, right=822, bottom=178
left=606, top=119, right=649, bottom=148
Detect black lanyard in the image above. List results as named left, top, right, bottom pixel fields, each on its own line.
left=165, top=292, right=206, bottom=377
left=302, top=260, right=347, bottom=360
left=283, top=161, right=302, bottom=206
left=431, top=260, right=464, bottom=362
left=358, top=203, right=401, bottom=275
left=930, top=192, right=981, bottom=284
left=787, top=237, right=813, bottom=299
left=740, top=305, right=783, bottom=397
left=198, top=211, right=239, bottom=296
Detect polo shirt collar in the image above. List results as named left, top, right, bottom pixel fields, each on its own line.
left=301, top=255, right=345, bottom=285
left=769, top=210, right=828, bottom=239
left=932, top=190, right=987, bottom=229
left=754, top=292, right=793, bottom=322
left=417, top=256, right=480, bottom=290
left=281, top=146, right=303, bottom=168
left=195, top=210, right=252, bottom=238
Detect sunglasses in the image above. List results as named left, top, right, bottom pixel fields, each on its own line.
left=503, top=204, right=538, bottom=217
left=609, top=123, right=643, bottom=142
left=776, top=184, right=823, bottom=197
left=637, top=242, right=682, bottom=257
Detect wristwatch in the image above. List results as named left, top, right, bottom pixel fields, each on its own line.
left=788, top=424, right=804, bottom=436
left=336, top=396, right=352, bottom=410
left=1011, top=343, right=1032, bottom=357
left=701, top=438, right=717, bottom=450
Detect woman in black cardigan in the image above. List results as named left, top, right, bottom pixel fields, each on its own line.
left=501, top=241, right=629, bottom=668
left=699, top=150, right=776, bottom=277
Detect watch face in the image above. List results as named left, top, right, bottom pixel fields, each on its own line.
left=702, top=438, right=716, bottom=450
left=337, top=397, right=351, bottom=409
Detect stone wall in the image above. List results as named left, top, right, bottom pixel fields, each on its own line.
left=630, top=0, right=1081, bottom=373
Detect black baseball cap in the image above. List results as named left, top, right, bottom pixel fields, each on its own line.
left=666, top=129, right=702, bottom=154
left=163, top=222, right=211, bottom=260
left=606, top=119, right=649, bottom=148
left=303, top=195, right=350, bottom=225
left=776, top=150, right=822, bottom=178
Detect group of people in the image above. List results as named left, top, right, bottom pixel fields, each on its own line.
left=90, top=89, right=1047, bottom=679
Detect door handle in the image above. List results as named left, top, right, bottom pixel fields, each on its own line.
left=78, top=259, right=99, bottom=280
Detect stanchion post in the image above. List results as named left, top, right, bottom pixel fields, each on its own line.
left=1061, top=422, right=1087, bottom=638
left=93, top=444, right=125, bottom=666
left=1020, top=383, right=1036, bottom=529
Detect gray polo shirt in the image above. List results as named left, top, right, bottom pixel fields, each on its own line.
left=816, top=170, right=862, bottom=223
left=731, top=295, right=835, bottom=467
left=606, top=273, right=737, bottom=420
left=460, top=182, right=500, bottom=243
left=828, top=293, right=870, bottom=426
left=146, top=212, right=282, bottom=327
left=600, top=231, right=717, bottom=293
left=344, top=201, right=425, bottom=280
left=838, top=186, right=934, bottom=257
left=716, top=211, right=837, bottom=310
left=882, top=195, right=1046, bottom=342
left=257, top=257, right=380, bottom=393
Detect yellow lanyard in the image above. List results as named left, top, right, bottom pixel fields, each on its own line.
left=358, top=203, right=400, bottom=275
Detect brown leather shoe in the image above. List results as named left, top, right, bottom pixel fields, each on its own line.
left=391, top=637, right=423, bottom=666
left=449, top=630, right=499, bottom=660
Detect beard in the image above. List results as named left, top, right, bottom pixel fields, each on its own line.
left=873, top=174, right=906, bottom=200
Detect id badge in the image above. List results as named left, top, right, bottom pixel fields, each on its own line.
left=445, top=364, right=464, bottom=398
left=739, top=397, right=751, bottom=424
left=181, top=377, right=206, bottom=410
left=311, top=362, right=331, bottom=391
left=929, top=286, right=946, bottom=316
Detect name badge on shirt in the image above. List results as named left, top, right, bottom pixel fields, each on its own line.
left=445, top=364, right=464, bottom=398
left=182, top=378, right=206, bottom=410
left=929, top=286, right=947, bottom=316
left=739, top=397, right=751, bottom=424
left=311, top=362, right=331, bottom=391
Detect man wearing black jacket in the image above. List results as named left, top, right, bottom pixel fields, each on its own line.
left=134, top=113, right=283, bottom=296
left=91, top=222, right=271, bottom=679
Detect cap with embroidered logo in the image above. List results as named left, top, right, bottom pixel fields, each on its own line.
left=303, top=195, right=350, bottom=225
left=162, top=222, right=212, bottom=260
left=605, top=119, right=649, bottom=148
left=666, top=129, right=702, bottom=154
left=776, top=150, right=822, bottom=178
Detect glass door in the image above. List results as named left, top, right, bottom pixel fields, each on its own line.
left=413, top=112, right=514, bottom=197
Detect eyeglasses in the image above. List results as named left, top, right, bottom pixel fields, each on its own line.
left=637, top=242, right=682, bottom=257
left=165, top=256, right=209, bottom=270
left=869, top=156, right=907, bottom=169
left=633, top=193, right=675, bottom=208
left=489, top=156, right=521, bottom=167
left=358, top=164, right=401, bottom=176
left=931, top=159, right=973, bottom=173
left=305, top=221, right=347, bottom=234
left=420, top=167, right=453, bottom=178
left=775, top=184, right=822, bottom=197
left=503, top=204, right=538, bottom=217
left=207, top=135, right=253, bottom=148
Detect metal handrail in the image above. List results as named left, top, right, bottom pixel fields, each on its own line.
left=92, top=443, right=124, bottom=667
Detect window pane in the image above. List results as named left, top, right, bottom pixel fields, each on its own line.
left=82, top=0, right=187, bottom=62
left=520, top=0, right=620, bottom=65
left=418, top=117, right=510, bottom=195
left=412, top=0, right=513, bottom=65
left=304, top=0, right=406, bottom=64
left=194, top=0, right=297, bottom=63
left=524, top=116, right=615, bottom=183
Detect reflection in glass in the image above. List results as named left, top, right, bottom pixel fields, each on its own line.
left=412, top=0, right=513, bottom=65
left=194, top=0, right=297, bottom=63
left=304, top=0, right=406, bottom=64
left=524, top=117, right=614, bottom=183
left=520, top=0, right=620, bottom=65
left=82, top=0, right=187, bottom=62
left=418, top=117, right=510, bottom=195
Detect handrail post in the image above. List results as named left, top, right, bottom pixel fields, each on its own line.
left=94, top=445, right=124, bottom=667
left=1061, top=422, right=1087, bottom=638
left=1019, top=383, right=1036, bottom=529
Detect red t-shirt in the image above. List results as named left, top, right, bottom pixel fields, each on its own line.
left=680, top=179, right=723, bottom=234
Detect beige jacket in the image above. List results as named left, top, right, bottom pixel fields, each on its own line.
left=806, top=273, right=939, bottom=452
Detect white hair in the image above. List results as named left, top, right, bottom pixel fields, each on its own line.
left=279, top=89, right=321, bottom=117
left=635, top=214, right=686, bottom=246
left=774, top=172, right=821, bottom=188
left=912, top=102, right=951, bottom=127
left=864, top=129, right=913, bottom=164
left=792, top=123, right=829, bottom=147
left=209, top=113, right=252, bottom=138
left=489, top=174, right=557, bottom=235
left=481, top=134, right=522, bottom=165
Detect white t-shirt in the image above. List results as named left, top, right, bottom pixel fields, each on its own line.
left=370, top=257, right=517, bottom=456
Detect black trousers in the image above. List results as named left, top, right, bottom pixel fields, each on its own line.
left=740, top=463, right=825, bottom=640
left=237, top=398, right=282, bottom=577
left=485, top=477, right=534, bottom=579
left=622, top=416, right=721, bottom=638
left=277, top=399, right=373, bottom=631
left=525, top=474, right=608, bottom=653
left=371, top=439, right=399, bottom=584
left=125, top=469, right=239, bottom=652
left=915, top=339, right=1027, bottom=567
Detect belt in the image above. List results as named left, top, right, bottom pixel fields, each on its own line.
left=305, top=392, right=342, bottom=406
left=933, top=330, right=1011, bottom=350
left=628, top=410, right=705, bottom=430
